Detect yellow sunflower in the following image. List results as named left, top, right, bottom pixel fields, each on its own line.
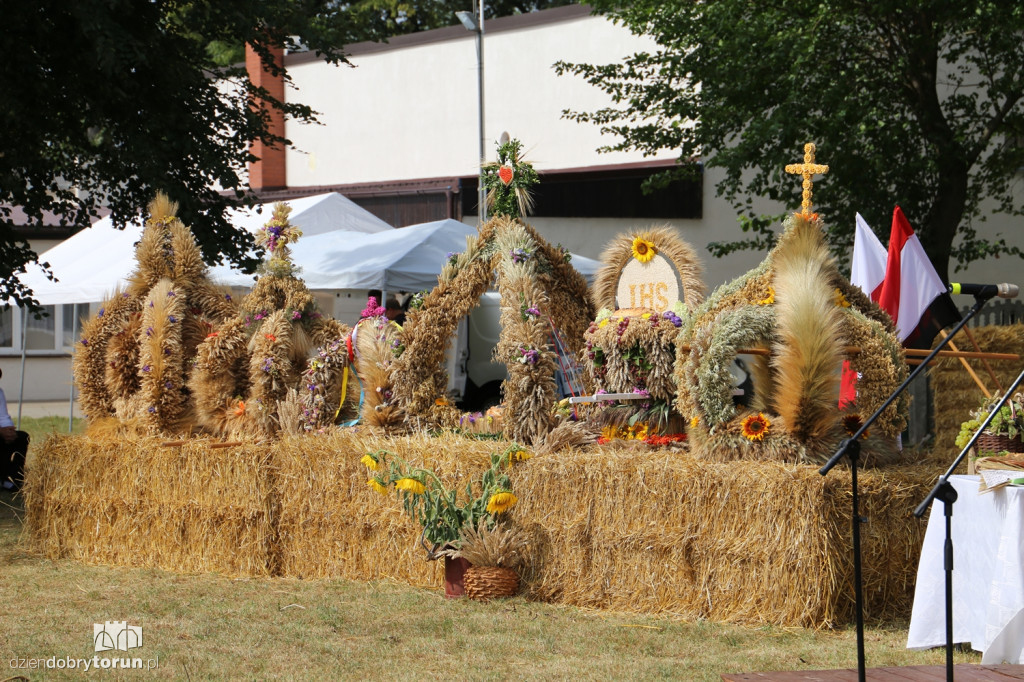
left=690, top=415, right=700, bottom=429
left=757, top=287, right=775, bottom=305
left=508, top=449, right=532, bottom=464
left=631, top=237, right=657, bottom=263
left=741, top=412, right=771, bottom=441
left=360, top=453, right=379, bottom=471
left=486, top=490, right=518, bottom=514
left=834, top=287, right=851, bottom=308
left=600, top=425, right=620, bottom=441
left=395, top=477, right=426, bottom=495
left=367, top=478, right=388, bottom=495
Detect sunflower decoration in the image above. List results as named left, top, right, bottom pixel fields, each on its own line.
left=631, top=237, right=657, bottom=264
left=741, top=412, right=771, bottom=441
left=487, top=490, right=518, bottom=514
left=841, top=413, right=869, bottom=439
left=366, top=449, right=520, bottom=561
left=394, top=477, right=427, bottom=495
left=757, top=287, right=776, bottom=305
left=834, top=287, right=851, bottom=308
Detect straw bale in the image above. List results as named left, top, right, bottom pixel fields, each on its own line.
left=24, top=430, right=929, bottom=626
left=22, top=433, right=274, bottom=577
left=272, top=431, right=497, bottom=583
left=930, top=324, right=1024, bottom=466
left=510, top=448, right=931, bottom=626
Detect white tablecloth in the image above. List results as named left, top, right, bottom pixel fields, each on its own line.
left=907, top=474, right=1024, bottom=664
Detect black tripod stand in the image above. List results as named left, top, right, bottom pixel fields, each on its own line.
left=913, top=367, right=1024, bottom=681
left=819, top=292, right=995, bottom=682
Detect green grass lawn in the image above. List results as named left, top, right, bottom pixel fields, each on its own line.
left=17, top=415, right=87, bottom=449
left=0, top=491, right=978, bottom=681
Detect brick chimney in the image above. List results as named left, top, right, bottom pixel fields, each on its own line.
left=246, top=43, right=287, bottom=192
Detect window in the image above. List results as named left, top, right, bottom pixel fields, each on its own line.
left=0, top=308, right=11, bottom=348
left=62, top=304, right=84, bottom=349
left=0, top=304, right=88, bottom=355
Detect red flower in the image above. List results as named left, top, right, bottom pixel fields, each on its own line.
left=264, top=333, right=277, bottom=342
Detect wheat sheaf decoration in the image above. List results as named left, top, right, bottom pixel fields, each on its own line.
left=188, top=203, right=349, bottom=439
left=73, top=193, right=238, bottom=433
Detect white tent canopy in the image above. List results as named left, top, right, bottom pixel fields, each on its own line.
left=17, top=193, right=392, bottom=306
left=211, top=218, right=601, bottom=292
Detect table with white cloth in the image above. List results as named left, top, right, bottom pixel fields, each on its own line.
left=907, top=474, right=1024, bottom=664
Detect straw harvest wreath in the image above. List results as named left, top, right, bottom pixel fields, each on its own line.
left=73, top=193, right=238, bottom=433
left=675, top=209, right=907, bottom=465
left=388, top=138, right=593, bottom=445
left=188, top=203, right=348, bottom=438
left=584, top=227, right=707, bottom=417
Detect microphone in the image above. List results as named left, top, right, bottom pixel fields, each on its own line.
left=949, top=282, right=1019, bottom=299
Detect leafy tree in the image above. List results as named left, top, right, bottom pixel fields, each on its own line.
left=346, top=0, right=573, bottom=36
left=556, top=1, right=1024, bottom=281
left=0, top=0, right=391, bottom=310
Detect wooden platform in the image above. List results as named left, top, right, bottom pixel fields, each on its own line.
left=723, top=665, right=1024, bottom=681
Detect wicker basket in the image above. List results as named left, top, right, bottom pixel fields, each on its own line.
left=975, top=432, right=1024, bottom=455
left=463, top=566, right=519, bottom=600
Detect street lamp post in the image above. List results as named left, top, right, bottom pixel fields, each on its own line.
left=456, top=1, right=486, bottom=224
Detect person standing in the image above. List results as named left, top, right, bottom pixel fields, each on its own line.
left=0, top=368, right=29, bottom=492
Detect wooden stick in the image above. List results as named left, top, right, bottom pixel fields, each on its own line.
left=936, top=330, right=990, bottom=398
left=208, top=441, right=243, bottom=449
left=961, top=326, right=1004, bottom=393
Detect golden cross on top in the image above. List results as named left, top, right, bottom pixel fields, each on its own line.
left=785, top=143, right=829, bottom=216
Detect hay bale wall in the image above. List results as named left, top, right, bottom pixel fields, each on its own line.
left=273, top=433, right=495, bottom=582
left=24, top=433, right=929, bottom=626
left=930, top=324, right=1024, bottom=462
left=23, top=435, right=274, bottom=576
left=512, top=451, right=930, bottom=626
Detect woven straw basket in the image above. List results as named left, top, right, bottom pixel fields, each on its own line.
left=975, top=432, right=1024, bottom=455
left=463, top=566, right=519, bottom=600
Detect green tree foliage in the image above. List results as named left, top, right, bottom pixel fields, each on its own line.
left=0, top=0, right=394, bottom=309
left=347, top=0, right=572, bottom=36
left=556, top=1, right=1024, bottom=281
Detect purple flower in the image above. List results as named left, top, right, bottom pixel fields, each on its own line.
left=261, top=357, right=273, bottom=373
left=98, top=308, right=105, bottom=317
left=80, top=338, right=88, bottom=346
left=164, top=348, right=171, bottom=355
left=147, top=406, right=156, bottom=413
left=525, top=306, right=541, bottom=317
left=291, top=310, right=302, bottom=320
left=146, top=326, right=154, bottom=336
left=511, top=247, right=531, bottom=264
left=167, top=290, right=176, bottom=297
left=122, top=293, right=129, bottom=298
left=255, top=312, right=266, bottom=321
left=225, top=294, right=232, bottom=301
left=633, top=388, right=650, bottom=397
left=148, top=301, right=154, bottom=308
left=142, top=365, right=151, bottom=372
left=168, top=315, right=177, bottom=323
left=164, top=381, right=174, bottom=389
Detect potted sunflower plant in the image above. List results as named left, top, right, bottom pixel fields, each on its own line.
left=362, top=445, right=522, bottom=598
left=956, top=392, right=1024, bottom=473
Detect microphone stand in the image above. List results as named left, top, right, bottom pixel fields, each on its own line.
left=913, top=366, right=1024, bottom=682
left=819, top=292, right=995, bottom=682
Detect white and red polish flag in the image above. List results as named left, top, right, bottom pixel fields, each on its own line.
left=851, top=206, right=960, bottom=350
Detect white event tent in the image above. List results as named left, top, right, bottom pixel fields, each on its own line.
left=18, top=192, right=392, bottom=306
left=208, top=218, right=601, bottom=292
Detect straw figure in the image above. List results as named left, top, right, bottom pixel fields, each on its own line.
left=676, top=146, right=906, bottom=465
left=73, top=193, right=238, bottom=433
left=583, top=227, right=706, bottom=435
left=388, top=138, right=593, bottom=444
left=299, top=298, right=405, bottom=432
left=189, top=203, right=348, bottom=438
